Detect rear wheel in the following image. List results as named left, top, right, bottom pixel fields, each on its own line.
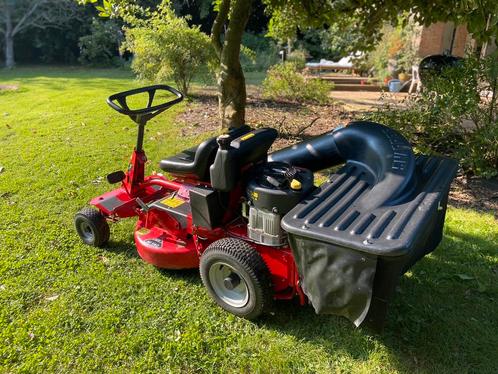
left=200, top=238, right=272, bottom=320
left=74, top=207, right=110, bottom=247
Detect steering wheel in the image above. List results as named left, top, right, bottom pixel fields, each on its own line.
left=107, top=85, right=183, bottom=125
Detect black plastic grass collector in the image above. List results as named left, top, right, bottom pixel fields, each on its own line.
left=272, top=121, right=458, bottom=329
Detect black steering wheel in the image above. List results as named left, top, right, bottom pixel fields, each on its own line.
left=107, top=84, right=183, bottom=125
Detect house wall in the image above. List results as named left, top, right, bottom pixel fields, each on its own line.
left=451, top=25, right=470, bottom=56
left=416, top=22, right=469, bottom=58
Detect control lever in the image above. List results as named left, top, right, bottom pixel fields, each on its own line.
left=284, top=166, right=298, bottom=181
left=266, top=175, right=282, bottom=188
left=135, top=197, right=150, bottom=212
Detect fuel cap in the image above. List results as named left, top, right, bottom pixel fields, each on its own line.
left=290, top=179, right=302, bottom=190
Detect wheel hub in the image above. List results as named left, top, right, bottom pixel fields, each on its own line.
left=223, top=273, right=241, bottom=290
left=208, top=262, right=249, bottom=308
left=79, top=221, right=94, bottom=241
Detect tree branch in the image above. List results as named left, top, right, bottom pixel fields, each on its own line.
left=12, top=0, right=44, bottom=36
left=12, top=0, right=80, bottom=35
left=222, top=0, right=252, bottom=64
left=211, top=0, right=230, bottom=57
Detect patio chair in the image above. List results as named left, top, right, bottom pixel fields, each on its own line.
left=408, top=65, right=422, bottom=94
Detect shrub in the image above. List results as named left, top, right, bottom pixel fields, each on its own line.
left=79, top=19, right=123, bottom=67
left=123, top=1, right=214, bottom=95
left=240, top=33, right=280, bottom=72
left=368, top=53, right=498, bottom=178
left=262, top=62, right=332, bottom=104
left=361, top=19, right=420, bottom=80
left=286, top=49, right=307, bottom=70
left=300, top=25, right=365, bottom=61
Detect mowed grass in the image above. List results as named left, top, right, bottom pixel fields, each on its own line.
left=1, top=67, right=497, bottom=373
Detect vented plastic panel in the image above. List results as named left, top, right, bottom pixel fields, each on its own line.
left=281, top=156, right=458, bottom=257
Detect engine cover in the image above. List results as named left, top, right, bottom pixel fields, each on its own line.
left=246, top=162, right=314, bottom=215
left=245, top=162, right=314, bottom=246
left=247, top=206, right=284, bottom=246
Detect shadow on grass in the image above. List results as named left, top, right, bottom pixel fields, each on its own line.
left=105, top=239, right=141, bottom=260
left=105, top=228, right=498, bottom=372
left=99, top=216, right=497, bottom=371
left=105, top=239, right=202, bottom=285
left=259, top=230, right=498, bottom=372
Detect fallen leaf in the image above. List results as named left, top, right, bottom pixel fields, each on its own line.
left=45, top=294, right=59, bottom=301
left=457, top=274, right=474, bottom=280
left=174, top=330, right=181, bottom=341
left=0, top=284, right=5, bottom=291
left=92, top=176, right=104, bottom=185
left=0, top=166, right=4, bottom=174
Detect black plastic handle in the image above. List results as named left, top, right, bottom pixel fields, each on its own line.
left=107, top=84, right=183, bottom=124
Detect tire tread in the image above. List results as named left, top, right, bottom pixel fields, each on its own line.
left=74, top=207, right=110, bottom=247
left=200, top=238, right=273, bottom=319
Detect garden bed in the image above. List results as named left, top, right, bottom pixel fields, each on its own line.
left=178, top=86, right=355, bottom=149
left=179, top=86, right=498, bottom=217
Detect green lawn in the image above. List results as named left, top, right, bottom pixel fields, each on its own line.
left=1, top=67, right=497, bottom=373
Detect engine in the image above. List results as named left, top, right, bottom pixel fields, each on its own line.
left=244, top=162, right=314, bottom=246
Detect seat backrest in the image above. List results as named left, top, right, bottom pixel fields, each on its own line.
left=210, top=128, right=278, bottom=192
left=192, top=137, right=219, bottom=177
left=191, top=125, right=252, bottom=180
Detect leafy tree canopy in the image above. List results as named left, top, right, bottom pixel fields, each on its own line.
left=81, top=0, right=498, bottom=51
left=264, top=0, right=498, bottom=47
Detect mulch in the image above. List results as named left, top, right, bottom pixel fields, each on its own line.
left=449, top=176, right=498, bottom=217
left=177, top=86, right=498, bottom=217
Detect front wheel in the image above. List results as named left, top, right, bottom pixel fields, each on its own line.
left=74, top=207, right=110, bottom=247
left=200, top=238, right=272, bottom=320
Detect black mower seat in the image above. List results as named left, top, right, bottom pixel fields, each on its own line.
left=159, top=125, right=251, bottom=180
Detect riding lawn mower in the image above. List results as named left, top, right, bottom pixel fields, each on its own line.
left=74, top=83, right=457, bottom=329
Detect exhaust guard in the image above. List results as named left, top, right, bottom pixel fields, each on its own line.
left=270, top=121, right=458, bottom=328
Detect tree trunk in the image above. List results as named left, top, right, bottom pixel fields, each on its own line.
left=5, top=34, right=15, bottom=69
left=213, top=0, right=252, bottom=129
left=218, top=47, right=247, bottom=129
left=4, top=6, right=15, bottom=69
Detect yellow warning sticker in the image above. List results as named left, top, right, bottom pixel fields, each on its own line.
left=251, top=191, right=259, bottom=200
left=161, top=196, right=185, bottom=208
left=240, top=133, right=255, bottom=141
left=137, top=228, right=150, bottom=236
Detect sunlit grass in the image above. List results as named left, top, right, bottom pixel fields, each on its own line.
left=0, top=67, right=497, bottom=373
